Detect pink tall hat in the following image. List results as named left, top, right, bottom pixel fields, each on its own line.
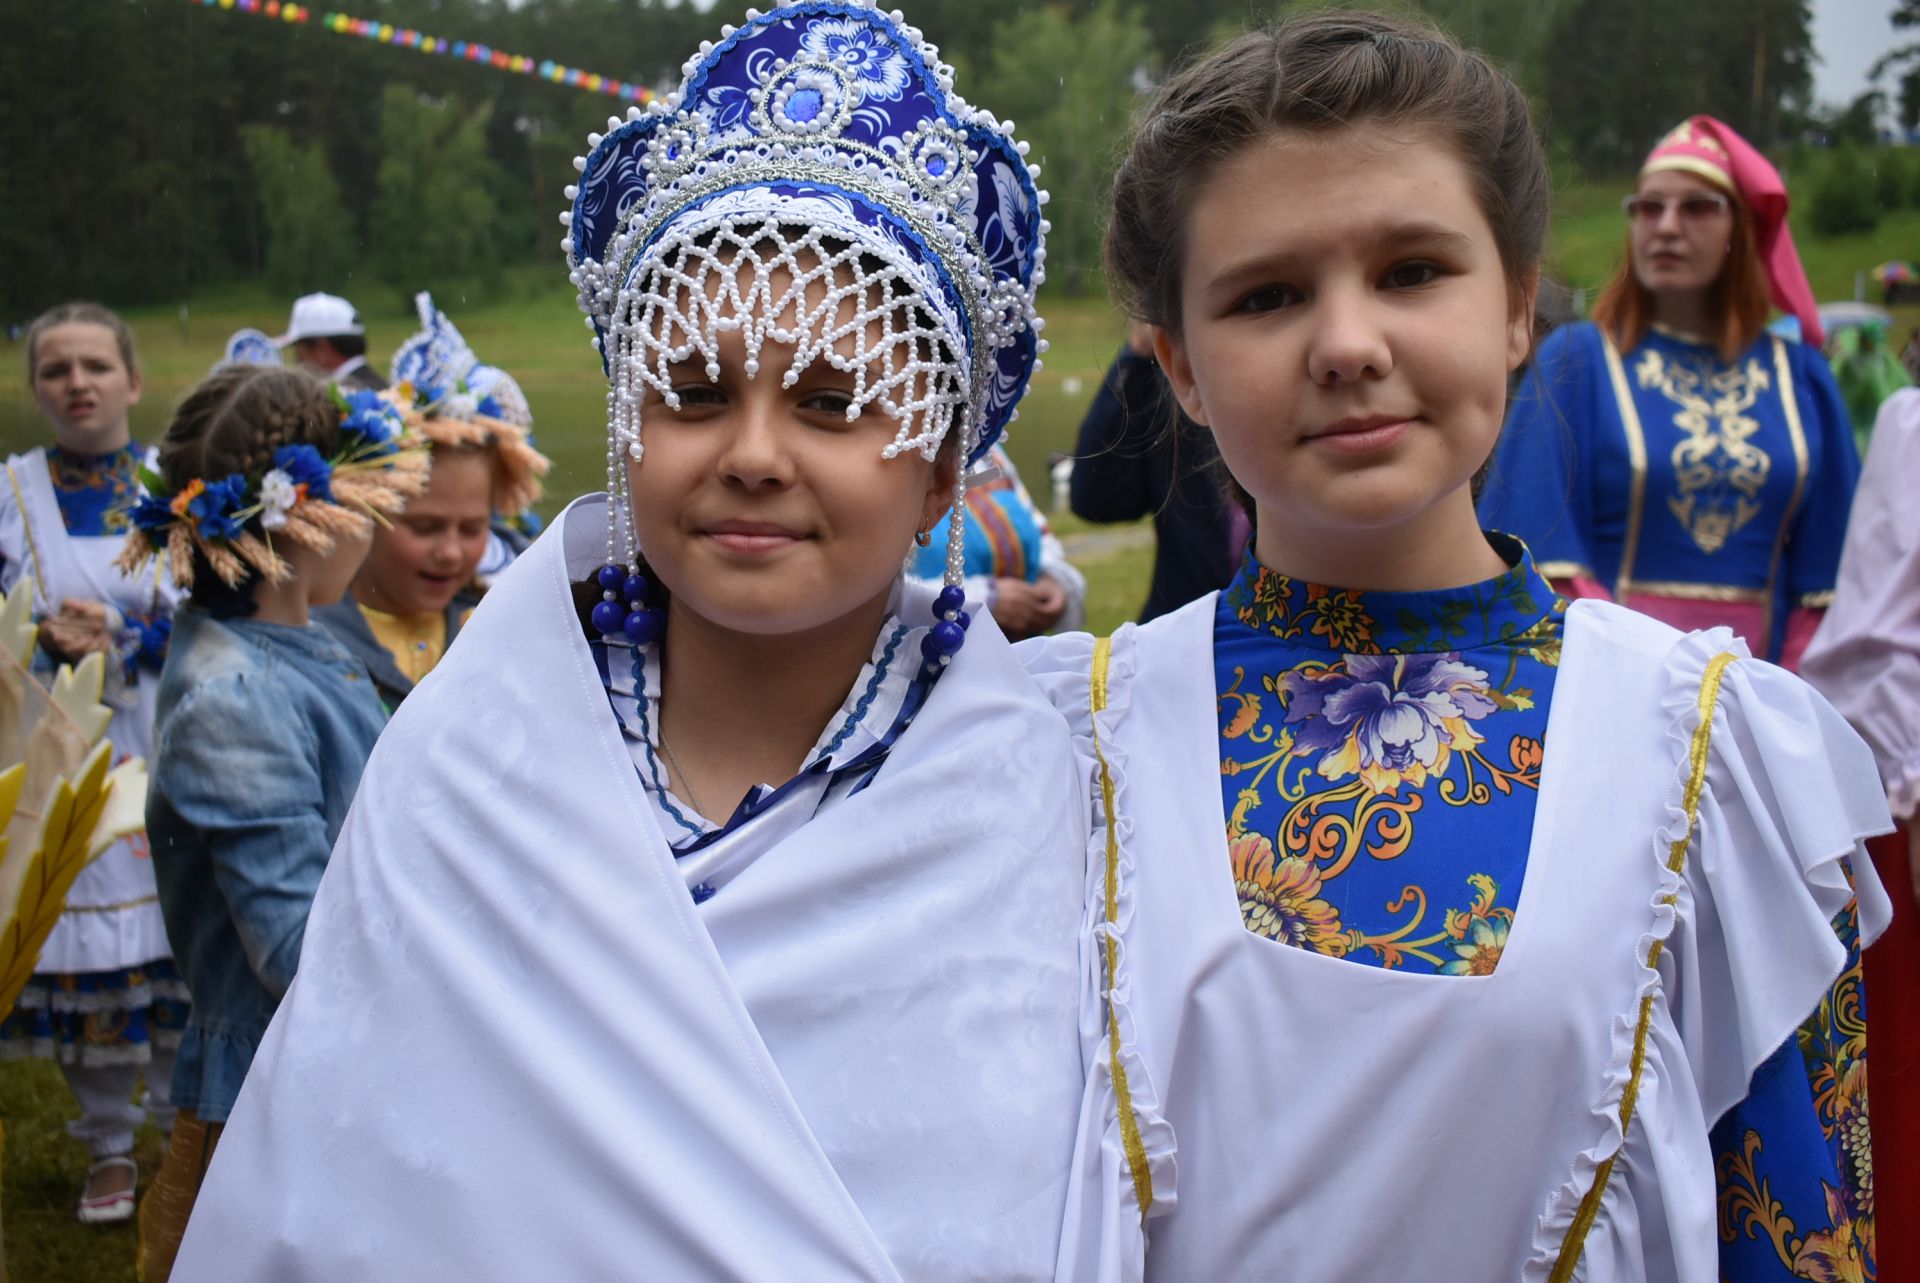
left=1641, top=115, right=1824, bottom=347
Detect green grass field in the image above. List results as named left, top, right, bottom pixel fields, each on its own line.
left=1, top=178, right=1916, bottom=1281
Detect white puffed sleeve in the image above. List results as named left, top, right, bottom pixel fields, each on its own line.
left=1803, top=389, right=1920, bottom=819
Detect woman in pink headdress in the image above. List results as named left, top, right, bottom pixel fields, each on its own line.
left=1481, top=117, right=1873, bottom=1280
left=1480, top=116, right=1855, bottom=671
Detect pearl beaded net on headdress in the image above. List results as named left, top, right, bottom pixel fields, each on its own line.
left=608, top=218, right=969, bottom=468
left=571, top=1, right=1048, bottom=664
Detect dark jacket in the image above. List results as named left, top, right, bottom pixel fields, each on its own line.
left=314, top=589, right=479, bottom=711
left=333, top=359, right=388, bottom=392
left=1070, top=348, right=1238, bottom=622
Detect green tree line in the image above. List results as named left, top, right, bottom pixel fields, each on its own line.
left=0, top=0, right=1824, bottom=319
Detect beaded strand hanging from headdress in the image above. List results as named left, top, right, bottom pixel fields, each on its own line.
left=562, top=0, right=1050, bottom=670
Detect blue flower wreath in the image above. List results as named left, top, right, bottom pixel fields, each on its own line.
left=273, top=443, right=335, bottom=504
left=188, top=475, right=249, bottom=540
left=337, top=388, right=404, bottom=457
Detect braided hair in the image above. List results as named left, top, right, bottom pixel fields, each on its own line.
left=159, top=366, right=340, bottom=617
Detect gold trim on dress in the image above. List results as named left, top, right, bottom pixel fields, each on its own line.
left=1797, top=590, right=1835, bottom=610
left=1536, top=561, right=1597, bottom=583
left=1599, top=335, right=1648, bottom=600
left=1550, top=650, right=1739, bottom=1282
left=1089, top=634, right=1154, bottom=1224
left=1624, top=580, right=1768, bottom=605
left=1761, top=337, right=1810, bottom=655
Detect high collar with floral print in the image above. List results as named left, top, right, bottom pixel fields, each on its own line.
left=1221, top=532, right=1557, bottom=658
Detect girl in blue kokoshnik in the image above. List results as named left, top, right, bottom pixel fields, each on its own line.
left=125, top=366, right=428, bottom=1281
left=1020, top=11, right=1893, bottom=1280
left=172, top=6, right=1134, bottom=1281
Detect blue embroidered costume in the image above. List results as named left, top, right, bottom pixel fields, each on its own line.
left=0, top=443, right=185, bottom=1069
left=1478, top=323, right=1857, bottom=664
left=1214, top=535, right=1874, bottom=1276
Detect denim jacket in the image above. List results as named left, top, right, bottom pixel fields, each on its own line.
left=147, top=605, right=387, bottom=1122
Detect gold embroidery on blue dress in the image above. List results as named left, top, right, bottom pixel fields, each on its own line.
left=1633, top=346, right=1775, bottom=555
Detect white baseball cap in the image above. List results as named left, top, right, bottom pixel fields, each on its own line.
left=272, top=293, right=365, bottom=345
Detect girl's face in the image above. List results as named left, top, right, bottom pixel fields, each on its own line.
left=1157, top=124, right=1532, bottom=551
left=31, top=323, right=141, bottom=451
left=626, top=284, right=956, bottom=641
left=1627, top=170, right=1735, bottom=298
left=354, top=448, right=493, bottom=616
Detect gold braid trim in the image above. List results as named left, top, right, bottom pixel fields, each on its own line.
left=1549, top=650, right=1740, bottom=1281
left=1089, top=634, right=1155, bottom=1224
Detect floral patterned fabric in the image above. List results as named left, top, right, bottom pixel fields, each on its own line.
left=1214, top=534, right=1559, bottom=974
left=1715, top=899, right=1876, bottom=1281
left=46, top=443, right=143, bottom=537
left=45, top=443, right=169, bottom=678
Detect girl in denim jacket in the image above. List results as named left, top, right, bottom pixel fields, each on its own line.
left=125, top=365, right=426, bottom=1280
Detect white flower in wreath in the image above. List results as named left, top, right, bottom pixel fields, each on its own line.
left=258, top=469, right=298, bottom=531
left=798, top=17, right=910, bottom=103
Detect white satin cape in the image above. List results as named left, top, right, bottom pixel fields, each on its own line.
left=1023, top=594, right=1892, bottom=1282
left=174, top=496, right=1106, bottom=1282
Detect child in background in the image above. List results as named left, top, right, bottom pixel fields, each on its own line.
left=125, top=365, right=425, bottom=1280
left=316, top=302, right=549, bottom=707
left=0, top=302, right=185, bottom=1226
left=1027, top=12, right=1891, bottom=1278
left=907, top=442, right=1085, bottom=640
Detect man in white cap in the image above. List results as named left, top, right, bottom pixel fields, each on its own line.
left=274, top=293, right=386, bottom=391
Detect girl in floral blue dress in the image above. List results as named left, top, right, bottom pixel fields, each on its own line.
left=1025, top=12, right=1893, bottom=1279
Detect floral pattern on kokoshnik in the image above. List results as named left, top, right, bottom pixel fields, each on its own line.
left=1216, top=537, right=1563, bottom=975
left=798, top=16, right=912, bottom=102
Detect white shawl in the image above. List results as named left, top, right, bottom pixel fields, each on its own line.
left=174, top=496, right=1095, bottom=1282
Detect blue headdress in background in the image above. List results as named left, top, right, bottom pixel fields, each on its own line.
left=214, top=328, right=283, bottom=373
left=391, top=292, right=535, bottom=431
left=563, top=0, right=1049, bottom=619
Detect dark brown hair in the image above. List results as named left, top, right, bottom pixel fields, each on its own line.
left=1590, top=185, right=1771, bottom=361
left=1105, top=10, right=1549, bottom=335
left=160, top=365, right=341, bottom=615
left=25, top=301, right=139, bottom=382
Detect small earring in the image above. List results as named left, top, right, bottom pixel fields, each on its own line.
left=914, top=528, right=932, bottom=547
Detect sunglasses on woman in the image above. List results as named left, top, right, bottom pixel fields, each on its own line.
left=1622, top=191, right=1731, bottom=224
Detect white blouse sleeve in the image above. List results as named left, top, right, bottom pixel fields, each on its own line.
left=1802, top=389, right=1920, bottom=819
left=1667, top=630, right=1894, bottom=1122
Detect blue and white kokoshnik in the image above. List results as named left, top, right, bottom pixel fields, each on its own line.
left=391, top=291, right=535, bottom=429
left=562, top=0, right=1050, bottom=671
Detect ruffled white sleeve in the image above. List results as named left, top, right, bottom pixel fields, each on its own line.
left=1667, top=631, right=1894, bottom=1122
left=1017, top=629, right=1176, bottom=1283
left=1529, top=618, right=1893, bottom=1279
left=1802, top=389, right=1920, bottom=819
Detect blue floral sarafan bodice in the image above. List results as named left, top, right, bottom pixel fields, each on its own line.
left=1213, top=533, right=1561, bottom=975
left=1212, top=533, right=1874, bottom=1278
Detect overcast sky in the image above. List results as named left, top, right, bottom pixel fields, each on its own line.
left=1813, top=0, right=1904, bottom=108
